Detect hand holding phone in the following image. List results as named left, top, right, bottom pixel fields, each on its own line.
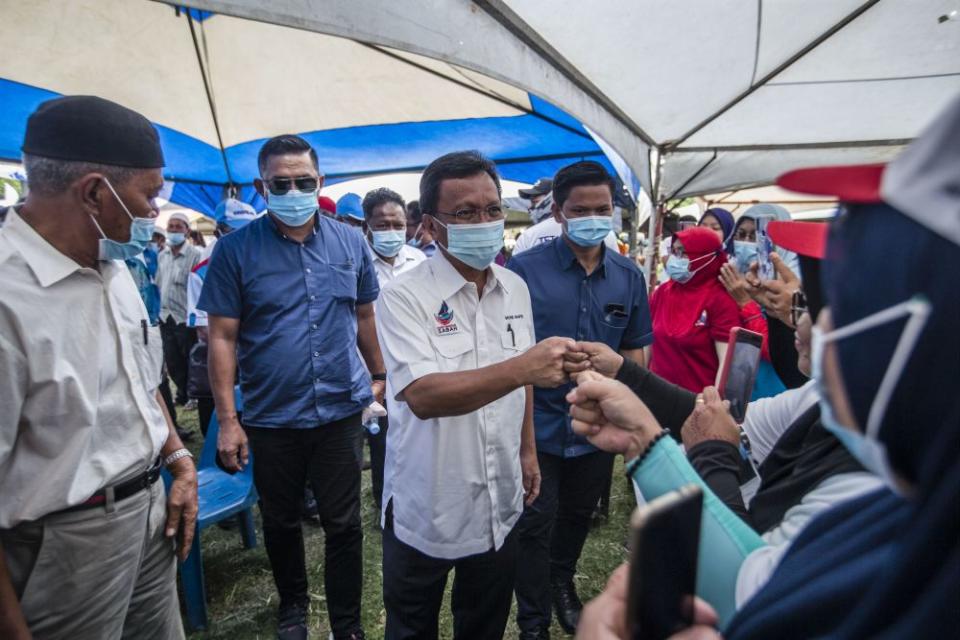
left=627, top=484, right=703, bottom=640
left=717, top=327, right=764, bottom=424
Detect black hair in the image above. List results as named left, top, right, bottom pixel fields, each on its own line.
left=419, top=151, right=501, bottom=215
left=362, top=187, right=406, bottom=219
left=552, top=160, right=614, bottom=208
left=406, top=200, right=422, bottom=223
left=257, top=135, right=319, bottom=176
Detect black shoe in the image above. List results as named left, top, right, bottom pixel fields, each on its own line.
left=519, top=627, right=551, bottom=640
left=176, top=427, right=195, bottom=443
left=277, top=602, right=308, bottom=640
left=552, top=579, right=583, bottom=634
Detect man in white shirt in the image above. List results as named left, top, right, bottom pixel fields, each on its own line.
left=157, top=210, right=202, bottom=409
left=0, top=95, right=197, bottom=640
left=375, top=151, right=585, bottom=639
left=361, top=187, right=426, bottom=510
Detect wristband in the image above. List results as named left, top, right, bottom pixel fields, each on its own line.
left=624, top=429, right=671, bottom=477
left=163, top=448, right=194, bottom=468
left=371, top=373, right=387, bottom=381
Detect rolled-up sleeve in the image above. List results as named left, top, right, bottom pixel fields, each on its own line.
left=356, top=242, right=380, bottom=306
left=375, top=284, right=440, bottom=398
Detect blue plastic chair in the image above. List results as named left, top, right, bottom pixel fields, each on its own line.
left=167, top=390, right=259, bottom=630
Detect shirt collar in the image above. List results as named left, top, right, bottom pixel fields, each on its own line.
left=553, top=235, right=608, bottom=277
left=430, top=250, right=508, bottom=299
left=5, top=209, right=84, bottom=287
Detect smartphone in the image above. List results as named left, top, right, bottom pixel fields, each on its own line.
left=718, top=327, right=764, bottom=423
left=627, top=484, right=703, bottom=640
left=755, top=215, right=776, bottom=281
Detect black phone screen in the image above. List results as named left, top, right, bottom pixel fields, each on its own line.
left=724, top=336, right=763, bottom=424
left=627, top=485, right=703, bottom=640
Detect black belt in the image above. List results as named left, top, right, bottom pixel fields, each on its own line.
left=61, top=457, right=163, bottom=514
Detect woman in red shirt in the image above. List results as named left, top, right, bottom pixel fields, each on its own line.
left=649, top=227, right=740, bottom=393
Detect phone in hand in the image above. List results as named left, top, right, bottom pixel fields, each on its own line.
left=627, top=484, right=703, bottom=640
left=755, top=215, right=776, bottom=281
left=718, top=327, right=764, bottom=424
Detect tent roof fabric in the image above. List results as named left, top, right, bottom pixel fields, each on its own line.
left=2, top=0, right=958, bottom=215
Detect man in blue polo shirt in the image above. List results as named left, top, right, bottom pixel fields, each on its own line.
left=199, top=135, right=383, bottom=640
left=507, top=161, right=652, bottom=639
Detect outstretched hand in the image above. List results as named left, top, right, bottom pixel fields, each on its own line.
left=565, top=371, right=663, bottom=461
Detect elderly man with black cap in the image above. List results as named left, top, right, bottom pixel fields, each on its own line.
left=0, top=96, right=198, bottom=640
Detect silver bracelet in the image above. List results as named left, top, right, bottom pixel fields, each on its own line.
left=163, top=448, right=194, bottom=468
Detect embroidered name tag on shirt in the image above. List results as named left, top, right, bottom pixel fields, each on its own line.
left=435, top=301, right=459, bottom=335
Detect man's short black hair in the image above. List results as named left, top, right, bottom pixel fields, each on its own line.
left=552, top=160, right=615, bottom=208
left=406, top=200, right=422, bottom=223
left=257, top=134, right=319, bottom=176
left=362, top=187, right=406, bottom=219
left=419, top=151, right=501, bottom=215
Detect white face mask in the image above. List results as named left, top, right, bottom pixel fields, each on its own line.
left=811, top=296, right=931, bottom=493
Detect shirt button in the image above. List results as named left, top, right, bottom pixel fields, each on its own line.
left=313, top=351, right=320, bottom=357
left=310, top=295, right=316, bottom=301
left=315, top=377, right=321, bottom=384
left=581, top=306, right=587, bottom=312
left=305, top=267, right=312, bottom=273
left=311, top=323, right=318, bottom=330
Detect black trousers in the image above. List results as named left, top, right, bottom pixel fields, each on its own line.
left=382, top=503, right=518, bottom=640
left=366, top=415, right=389, bottom=509
left=515, top=449, right=615, bottom=631
left=246, top=414, right=365, bottom=634
left=159, top=317, right=196, bottom=405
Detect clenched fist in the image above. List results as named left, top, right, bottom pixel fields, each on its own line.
left=521, top=336, right=577, bottom=388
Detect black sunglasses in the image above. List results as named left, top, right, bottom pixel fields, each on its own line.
left=266, top=176, right=319, bottom=195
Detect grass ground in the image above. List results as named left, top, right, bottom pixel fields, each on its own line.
left=177, top=407, right=636, bottom=639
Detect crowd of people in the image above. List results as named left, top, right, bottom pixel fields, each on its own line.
left=0, top=91, right=957, bottom=640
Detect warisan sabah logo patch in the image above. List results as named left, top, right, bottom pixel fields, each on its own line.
left=435, top=301, right=459, bottom=334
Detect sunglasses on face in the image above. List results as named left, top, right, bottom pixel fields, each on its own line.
left=265, top=176, right=319, bottom=195
left=736, top=229, right=757, bottom=241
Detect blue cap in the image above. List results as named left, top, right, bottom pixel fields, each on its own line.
left=336, top=193, right=364, bottom=222
left=214, top=198, right=257, bottom=229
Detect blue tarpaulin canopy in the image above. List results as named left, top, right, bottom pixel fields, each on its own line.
left=0, top=1, right=635, bottom=216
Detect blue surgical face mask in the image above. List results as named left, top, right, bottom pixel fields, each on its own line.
left=734, top=240, right=757, bottom=273
left=665, top=254, right=692, bottom=283
left=435, top=218, right=504, bottom=271
left=666, top=251, right=716, bottom=284
left=369, top=229, right=405, bottom=258
left=166, top=232, right=186, bottom=246
left=562, top=214, right=612, bottom=247
left=267, top=188, right=318, bottom=227
left=90, top=177, right=156, bottom=261
left=811, top=297, right=931, bottom=494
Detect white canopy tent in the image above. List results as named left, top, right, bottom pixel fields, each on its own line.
left=3, top=0, right=958, bottom=266
left=161, top=0, right=960, bottom=264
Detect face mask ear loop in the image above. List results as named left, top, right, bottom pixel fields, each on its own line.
left=864, top=297, right=931, bottom=438
left=100, top=176, right=136, bottom=222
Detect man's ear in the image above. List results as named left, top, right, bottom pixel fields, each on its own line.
left=316, top=175, right=326, bottom=192
left=552, top=199, right=563, bottom=224
left=76, top=173, right=108, bottom=218
left=254, top=178, right=268, bottom=200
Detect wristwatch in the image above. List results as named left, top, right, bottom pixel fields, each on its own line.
left=163, top=448, right=194, bottom=468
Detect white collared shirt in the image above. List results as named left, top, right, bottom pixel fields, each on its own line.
left=0, top=210, right=168, bottom=527
left=157, top=242, right=202, bottom=324
left=375, top=251, right=536, bottom=559
left=370, top=243, right=426, bottom=284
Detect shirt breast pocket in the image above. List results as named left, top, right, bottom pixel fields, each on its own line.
left=130, top=325, right=164, bottom=391
left=327, top=262, right=358, bottom=302
left=501, top=323, right=532, bottom=353
left=431, top=333, right=474, bottom=371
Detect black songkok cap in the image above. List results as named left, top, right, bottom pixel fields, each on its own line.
left=22, top=95, right=165, bottom=168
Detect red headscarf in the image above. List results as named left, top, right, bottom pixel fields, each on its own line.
left=654, top=227, right=727, bottom=336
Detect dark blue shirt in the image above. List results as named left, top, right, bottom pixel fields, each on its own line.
left=508, top=237, right=652, bottom=457
left=198, top=214, right=379, bottom=428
